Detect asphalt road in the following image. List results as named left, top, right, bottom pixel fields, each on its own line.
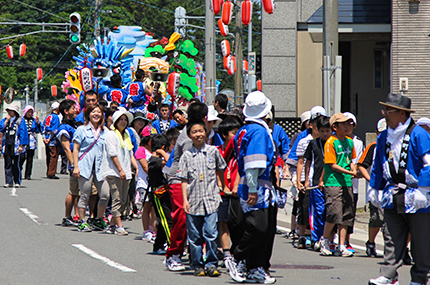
left=0, top=159, right=414, bottom=285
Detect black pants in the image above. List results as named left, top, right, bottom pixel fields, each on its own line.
left=60, top=152, right=68, bottom=174
left=150, top=192, right=173, bottom=251
left=263, top=204, right=277, bottom=270
left=234, top=208, right=269, bottom=270
left=4, top=144, right=20, bottom=185
left=228, top=196, right=245, bottom=254
left=20, top=148, right=35, bottom=179
left=380, top=209, right=430, bottom=284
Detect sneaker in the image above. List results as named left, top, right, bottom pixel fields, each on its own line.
left=335, top=246, right=353, bottom=257
left=225, top=257, right=246, bottom=283
left=305, top=236, right=312, bottom=246
left=115, top=226, right=128, bottom=236
left=13, top=184, right=20, bottom=188
left=77, top=220, right=92, bottom=232
left=4, top=184, right=11, bottom=188
left=105, top=225, right=116, bottom=234
left=246, top=267, right=271, bottom=283
left=366, top=241, right=377, bottom=257
left=285, top=230, right=299, bottom=239
left=330, top=242, right=336, bottom=254
left=142, top=230, right=153, bottom=242
left=47, top=175, right=60, bottom=179
left=314, top=240, right=321, bottom=251
left=92, top=217, right=107, bottom=231
left=368, top=276, right=399, bottom=285
left=163, top=254, right=186, bottom=271
left=205, top=267, right=221, bottom=277
left=73, top=215, right=80, bottom=223
left=320, top=239, right=332, bottom=256
left=194, top=267, right=206, bottom=276
left=297, top=237, right=306, bottom=249
left=62, top=216, right=77, bottom=227
left=345, top=241, right=355, bottom=253
left=150, top=233, right=156, bottom=244
left=152, top=248, right=166, bottom=255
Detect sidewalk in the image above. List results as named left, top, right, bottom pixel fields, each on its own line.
left=277, top=179, right=385, bottom=253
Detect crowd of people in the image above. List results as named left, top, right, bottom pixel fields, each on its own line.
left=1, top=73, right=430, bottom=284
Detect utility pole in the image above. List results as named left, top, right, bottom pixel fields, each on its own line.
left=234, top=0, right=243, bottom=105
left=322, top=0, right=339, bottom=115
left=205, top=0, right=216, bottom=105
left=94, top=0, right=101, bottom=37
left=247, top=21, right=252, bottom=94
left=34, top=79, right=38, bottom=107
left=25, top=85, right=29, bottom=106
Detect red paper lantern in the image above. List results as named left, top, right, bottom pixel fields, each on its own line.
left=221, top=40, right=231, bottom=57
left=51, top=85, right=57, bottom=97
left=6, top=45, right=13, bottom=59
left=257, top=79, right=262, bottom=91
left=222, top=1, right=233, bottom=25
left=243, top=60, right=248, bottom=73
left=228, top=56, right=236, bottom=76
left=212, top=0, right=221, bottom=15
left=167, top=72, right=180, bottom=97
left=218, top=18, right=229, bottom=37
left=223, top=56, right=230, bottom=70
left=262, top=0, right=275, bottom=14
left=79, top=67, right=93, bottom=92
left=19, top=43, right=26, bottom=57
left=241, top=0, right=253, bottom=25
left=36, top=68, right=43, bottom=81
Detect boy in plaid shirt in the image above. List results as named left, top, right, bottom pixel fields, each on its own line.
left=177, top=120, right=227, bottom=277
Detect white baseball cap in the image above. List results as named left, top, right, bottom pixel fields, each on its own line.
left=310, top=106, right=327, bottom=121
left=51, top=102, right=60, bottom=110
left=243, top=91, right=272, bottom=119
left=207, top=105, right=221, bottom=121
left=300, top=111, right=311, bottom=123
left=343, top=112, right=357, bottom=125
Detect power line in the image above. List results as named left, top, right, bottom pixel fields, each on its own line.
left=128, top=0, right=173, bottom=14
left=0, top=0, right=73, bottom=32
left=1, top=0, right=81, bottom=33
left=12, top=0, right=68, bottom=21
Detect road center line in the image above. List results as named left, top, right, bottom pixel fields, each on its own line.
left=19, top=208, right=47, bottom=225
left=72, top=244, right=136, bottom=273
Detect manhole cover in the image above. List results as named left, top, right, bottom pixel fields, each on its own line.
left=271, top=264, right=334, bottom=270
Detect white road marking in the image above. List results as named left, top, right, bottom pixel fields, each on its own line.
left=72, top=244, right=136, bottom=273
left=19, top=208, right=48, bottom=225
left=277, top=225, right=383, bottom=256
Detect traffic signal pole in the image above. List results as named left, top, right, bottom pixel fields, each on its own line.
left=205, top=1, right=216, bottom=105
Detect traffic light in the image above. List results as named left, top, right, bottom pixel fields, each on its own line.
left=69, top=12, right=81, bottom=44
left=256, top=54, right=261, bottom=75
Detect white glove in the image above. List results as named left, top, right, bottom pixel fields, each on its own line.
left=413, top=187, right=430, bottom=210
left=368, top=188, right=380, bottom=207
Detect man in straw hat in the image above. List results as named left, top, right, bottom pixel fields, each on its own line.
left=369, top=93, right=430, bottom=285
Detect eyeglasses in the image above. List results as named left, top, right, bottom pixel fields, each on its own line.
left=381, top=109, right=398, bottom=115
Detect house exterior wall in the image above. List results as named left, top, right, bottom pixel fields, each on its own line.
left=392, top=1, right=430, bottom=115
left=261, top=0, right=298, bottom=117
left=297, top=31, right=323, bottom=114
